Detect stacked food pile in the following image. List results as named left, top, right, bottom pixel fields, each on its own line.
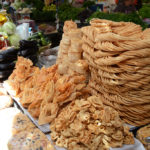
left=82, top=18, right=150, bottom=126
left=4, top=57, right=87, bottom=125
left=50, top=96, right=134, bottom=150
left=4, top=19, right=150, bottom=150
left=57, top=21, right=88, bottom=76
left=4, top=64, right=135, bottom=150
left=0, top=108, right=55, bottom=150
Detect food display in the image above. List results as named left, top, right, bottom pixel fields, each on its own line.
left=4, top=56, right=87, bottom=125
left=81, top=19, right=150, bottom=126
left=0, top=16, right=39, bottom=80
left=50, top=96, right=134, bottom=150
left=2, top=18, right=150, bottom=150
left=4, top=57, right=136, bottom=149
left=1, top=21, right=21, bottom=48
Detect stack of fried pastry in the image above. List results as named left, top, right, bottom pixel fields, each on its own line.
left=50, top=96, right=134, bottom=150
left=57, top=20, right=88, bottom=76
left=4, top=57, right=87, bottom=125
left=82, top=18, right=150, bottom=126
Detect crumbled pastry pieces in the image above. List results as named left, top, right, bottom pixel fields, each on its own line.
left=38, top=74, right=86, bottom=125
left=5, top=57, right=87, bottom=125
left=50, top=96, right=134, bottom=150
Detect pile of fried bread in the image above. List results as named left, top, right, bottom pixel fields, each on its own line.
left=4, top=57, right=86, bottom=125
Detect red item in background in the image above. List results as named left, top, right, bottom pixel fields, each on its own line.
left=134, top=0, right=137, bottom=5
left=116, top=0, right=137, bottom=5
left=0, top=35, right=9, bottom=49
left=115, top=0, right=119, bottom=3
left=24, top=16, right=30, bottom=20
left=75, top=0, right=84, bottom=4
left=0, top=35, right=5, bottom=49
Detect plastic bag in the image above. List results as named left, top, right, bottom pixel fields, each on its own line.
left=16, top=23, right=29, bottom=40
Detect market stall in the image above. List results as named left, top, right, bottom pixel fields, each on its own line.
left=0, top=0, right=150, bottom=150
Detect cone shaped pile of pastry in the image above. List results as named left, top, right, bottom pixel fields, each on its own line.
left=82, top=19, right=150, bottom=126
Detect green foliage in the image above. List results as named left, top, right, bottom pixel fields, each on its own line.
left=32, top=9, right=56, bottom=22
left=88, top=11, right=148, bottom=29
left=43, top=4, right=56, bottom=11
left=139, top=5, right=150, bottom=19
left=28, top=32, right=50, bottom=47
left=27, top=0, right=56, bottom=22
left=34, top=0, right=44, bottom=10
left=23, top=0, right=31, bottom=4
left=58, top=3, right=84, bottom=22
left=20, top=2, right=28, bottom=8
left=82, top=1, right=95, bottom=8
left=24, top=0, right=44, bottom=10
left=142, top=0, right=150, bottom=3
